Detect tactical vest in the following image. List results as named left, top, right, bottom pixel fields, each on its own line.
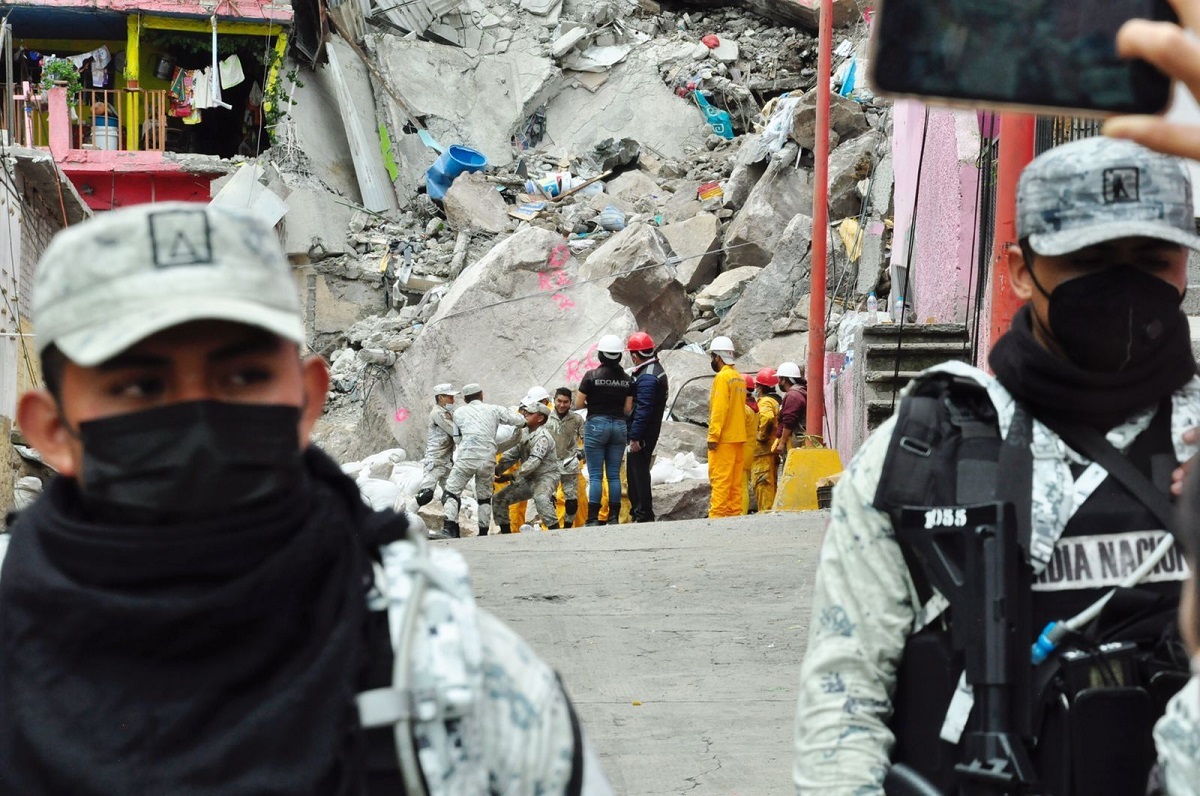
left=874, top=373, right=1188, bottom=796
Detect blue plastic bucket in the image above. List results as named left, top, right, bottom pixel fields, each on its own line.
left=426, top=144, right=488, bottom=201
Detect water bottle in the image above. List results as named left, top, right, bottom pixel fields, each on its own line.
left=865, top=292, right=878, bottom=325
left=893, top=296, right=905, bottom=324
left=829, top=367, right=837, bottom=383
left=519, top=523, right=535, bottom=534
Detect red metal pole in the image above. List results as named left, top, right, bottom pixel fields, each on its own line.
left=806, top=0, right=832, bottom=442
left=987, top=114, right=1035, bottom=352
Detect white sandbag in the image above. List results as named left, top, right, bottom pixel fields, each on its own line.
left=389, top=461, right=425, bottom=498
left=359, top=477, right=402, bottom=512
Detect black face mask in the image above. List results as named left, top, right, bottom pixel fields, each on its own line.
left=1032, top=265, right=1184, bottom=373
left=710, top=356, right=722, bottom=374
left=76, top=400, right=304, bottom=523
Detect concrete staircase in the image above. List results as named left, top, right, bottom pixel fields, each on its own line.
left=827, top=323, right=972, bottom=462
left=860, top=324, right=973, bottom=434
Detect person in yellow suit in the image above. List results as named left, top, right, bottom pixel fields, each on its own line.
left=751, top=367, right=781, bottom=512
left=742, top=373, right=759, bottom=514
left=706, top=336, right=746, bottom=518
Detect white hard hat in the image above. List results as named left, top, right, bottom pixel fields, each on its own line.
left=597, top=334, right=624, bottom=355
left=777, top=361, right=802, bottom=380
left=433, top=382, right=457, bottom=396
left=524, top=385, right=551, bottom=404
left=708, top=336, right=736, bottom=356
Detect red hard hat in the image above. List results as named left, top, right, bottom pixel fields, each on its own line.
left=755, top=367, right=779, bottom=388
left=627, top=331, right=655, bottom=353
left=744, top=373, right=757, bottom=391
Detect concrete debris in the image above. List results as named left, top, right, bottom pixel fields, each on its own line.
left=582, top=222, right=691, bottom=346
left=552, top=26, right=590, bottom=57
left=746, top=332, right=807, bottom=370
left=443, top=172, right=511, bottom=233
left=695, top=265, right=760, bottom=315
left=653, top=478, right=711, bottom=521
left=592, top=137, right=643, bottom=172
left=827, top=130, right=885, bottom=219
left=715, top=213, right=813, bottom=348
left=660, top=212, right=722, bottom=291
left=722, top=143, right=813, bottom=270
left=283, top=186, right=356, bottom=260
left=562, top=44, right=633, bottom=72
left=709, top=37, right=740, bottom=63
left=791, top=87, right=870, bottom=150
left=656, top=420, right=711, bottom=461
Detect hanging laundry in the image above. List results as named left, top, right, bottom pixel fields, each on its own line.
left=65, top=45, right=112, bottom=87
left=220, top=54, right=244, bottom=89
left=192, top=67, right=211, bottom=109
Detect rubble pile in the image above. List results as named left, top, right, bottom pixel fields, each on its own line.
left=246, top=0, right=894, bottom=468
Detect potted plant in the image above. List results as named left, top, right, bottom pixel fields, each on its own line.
left=39, top=58, right=82, bottom=105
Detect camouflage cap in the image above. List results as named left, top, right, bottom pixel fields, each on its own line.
left=32, top=202, right=304, bottom=367
left=1017, top=137, right=1200, bottom=257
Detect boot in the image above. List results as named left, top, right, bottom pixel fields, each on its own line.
left=585, top=502, right=601, bottom=527
left=497, top=521, right=511, bottom=535
left=442, top=519, right=460, bottom=539
left=562, top=500, right=578, bottom=529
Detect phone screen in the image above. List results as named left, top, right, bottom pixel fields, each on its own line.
left=871, top=0, right=1175, bottom=115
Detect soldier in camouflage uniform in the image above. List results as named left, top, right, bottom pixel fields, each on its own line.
left=0, top=203, right=612, bottom=794
left=492, top=399, right=561, bottom=534
left=794, top=138, right=1200, bottom=794
left=415, top=383, right=458, bottom=508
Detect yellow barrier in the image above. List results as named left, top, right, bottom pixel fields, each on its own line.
left=771, top=448, right=843, bottom=512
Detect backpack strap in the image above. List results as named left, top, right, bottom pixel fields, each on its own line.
left=355, top=532, right=486, bottom=796
left=874, top=374, right=1007, bottom=606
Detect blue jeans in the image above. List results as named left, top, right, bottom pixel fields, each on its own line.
left=584, top=415, right=626, bottom=510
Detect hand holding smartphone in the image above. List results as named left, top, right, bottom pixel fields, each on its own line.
left=870, top=0, right=1178, bottom=116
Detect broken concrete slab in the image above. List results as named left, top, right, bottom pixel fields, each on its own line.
left=591, top=137, right=642, bottom=172
left=544, top=48, right=710, bottom=163
left=791, top=87, right=870, bottom=151
left=660, top=212, right=721, bottom=291
left=828, top=130, right=884, bottom=220
left=695, top=265, right=761, bottom=314
left=724, top=156, right=768, bottom=211
left=715, top=214, right=813, bottom=348
left=281, top=57, right=362, bottom=203
left=552, top=26, right=590, bottom=58
left=709, top=38, right=740, bottom=63
left=326, top=35, right=399, bottom=213
left=372, top=35, right=557, bottom=168
left=562, top=43, right=633, bottom=72
left=722, top=143, right=813, bottom=270
left=443, top=171, right=511, bottom=233
left=582, top=222, right=692, bottom=346
left=283, top=186, right=355, bottom=259
left=522, top=0, right=562, bottom=15
left=381, top=226, right=635, bottom=456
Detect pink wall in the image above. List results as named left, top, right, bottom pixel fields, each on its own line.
left=24, top=0, right=292, bottom=22
left=890, top=101, right=983, bottom=324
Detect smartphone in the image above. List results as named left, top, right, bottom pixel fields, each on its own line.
left=870, top=0, right=1177, bottom=116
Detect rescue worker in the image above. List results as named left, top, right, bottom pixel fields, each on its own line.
left=415, top=382, right=458, bottom=508
left=443, top=384, right=525, bottom=538
left=706, top=336, right=746, bottom=518
left=742, top=374, right=759, bottom=514
left=752, top=368, right=781, bottom=512
left=497, top=385, right=553, bottom=530
left=548, top=387, right=584, bottom=528
left=2, top=202, right=611, bottom=793
left=774, top=361, right=806, bottom=456
left=492, top=399, right=561, bottom=534
left=627, top=332, right=669, bottom=523
left=793, top=138, right=1200, bottom=794
left=576, top=334, right=633, bottom=526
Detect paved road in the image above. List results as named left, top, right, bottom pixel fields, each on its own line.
left=448, top=511, right=829, bottom=795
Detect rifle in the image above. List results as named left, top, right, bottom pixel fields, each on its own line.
left=884, top=502, right=1039, bottom=796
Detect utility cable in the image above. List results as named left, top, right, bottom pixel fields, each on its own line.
left=889, top=106, right=930, bottom=411
left=964, top=129, right=988, bottom=364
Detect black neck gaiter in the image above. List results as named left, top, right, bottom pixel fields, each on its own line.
left=990, top=305, right=1198, bottom=431
left=0, top=448, right=372, bottom=796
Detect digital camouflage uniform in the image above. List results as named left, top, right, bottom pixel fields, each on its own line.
left=419, top=405, right=457, bottom=495
left=547, top=409, right=584, bottom=502
left=444, top=402, right=525, bottom=532
left=493, top=424, right=561, bottom=530
left=793, top=361, right=1200, bottom=794
left=1151, top=678, right=1200, bottom=796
